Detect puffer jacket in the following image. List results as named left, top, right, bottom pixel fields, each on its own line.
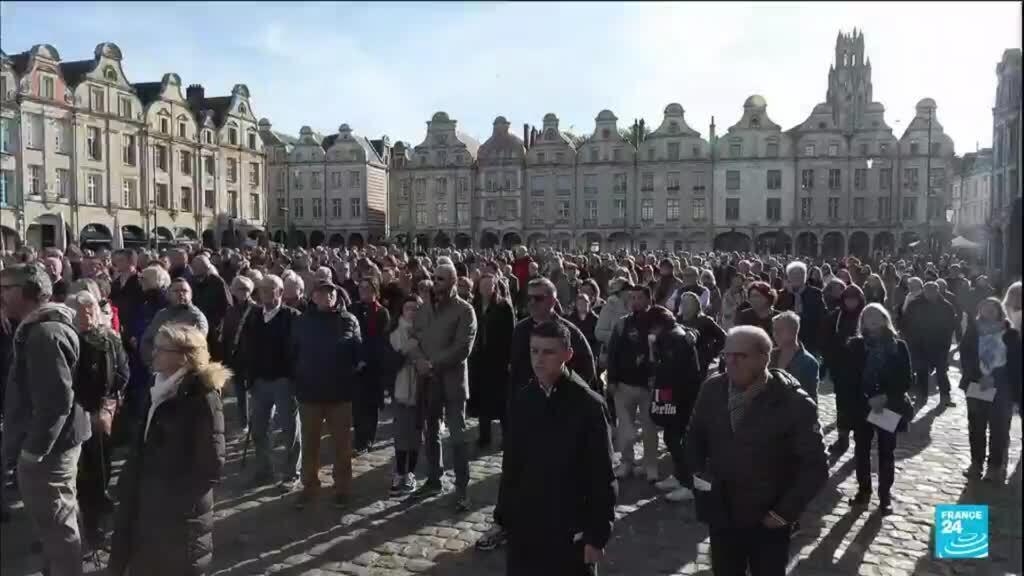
left=109, top=363, right=228, bottom=576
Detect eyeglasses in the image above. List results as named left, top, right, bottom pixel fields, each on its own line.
left=529, top=294, right=550, bottom=303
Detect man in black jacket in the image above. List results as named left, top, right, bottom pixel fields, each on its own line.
left=686, top=326, right=827, bottom=576
left=190, top=254, right=233, bottom=362
left=495, top=321, right=616, bottom=576
left=903, top=282, right=959, bottom=407
left=349, top=277, right=391, bottom=453
left=775, top=261, right=826, bottom=357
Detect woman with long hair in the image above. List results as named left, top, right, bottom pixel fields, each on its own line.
left=110, top=324, right=228, bottom=575
left=863, top=273, right=888, bottom=306
left=839, top=304, right=913, bottom=515
left=1003, top=281, right=1022, bottom=331
left=958, top=297, right=1021, bottom=483
left=824, top=284, right=866, bottom=456
left=469, top=273, right=516, bottom=449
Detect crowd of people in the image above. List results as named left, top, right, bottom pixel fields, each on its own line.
left=0, top=239, right=1021, bottom=575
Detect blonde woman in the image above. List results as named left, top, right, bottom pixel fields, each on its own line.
left=110, top=324, right=228, bottom=576
left=1003, top=281, right=1022, bottom=331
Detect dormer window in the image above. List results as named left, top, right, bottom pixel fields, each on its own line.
left=238, top=103, right=247, bottom=115
left=750, top=117, right=760, bottom=129
left=160, top=117, right=169, bottom=134
left=204, top=130, right=212, bottom=144
left=248, top=132, right=257, bottom=150
left=178, top=121, right=187, bottom=139
left=602, top=129, right=610, bottom=139
left=669, top=122, right=679, bottom=134
left=229, top=127, right=238, bottom=146
left=104, top=66, right=117, bottom=82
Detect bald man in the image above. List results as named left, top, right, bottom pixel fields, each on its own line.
left=686, top=326, right=827, bottom=576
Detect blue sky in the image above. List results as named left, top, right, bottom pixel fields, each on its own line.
left=2, top=1, right=1020, bottom=152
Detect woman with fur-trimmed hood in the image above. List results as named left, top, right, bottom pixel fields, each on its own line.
left=110, top=323, right=229, bottom=576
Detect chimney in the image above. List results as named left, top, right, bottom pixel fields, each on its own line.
left=638, top=119, right=646, bottom=141
left=530, top=127, right=537, bottom=148
left=523, top=123, right=530, bottom=150
left=186, top=84, right=205, bottom=107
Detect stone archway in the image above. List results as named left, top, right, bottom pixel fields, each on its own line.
left=756, top=231, right=791, bottom=255
left=328, top=233, right=345, bottom=248
left=526, top=233, right=547, bottom=248
left=272, top=230, right=287, bottom=245
left=582, top=232, right=602, bottom=253
left=848, top=231, right=870, bottom=259
left=873, top=231, right=894, bottom=255
left=713, top=231, right=750, bottom=253
left=454, top=233, right=471, bottom=249
left=608, top=232, right=632, bottom=250
left=480, top=231, right=499, bottom=250
left=501, top=231, right=522, bottom=250
left=901, top=231, right=920, bottom=254
left=414, top=234, right=430, bottom=250
left=155, top=226, right=175, bottom=246
left=122, top=225, right=147, bottom=248
left=796, top=232, right=818, bottom=257
left=80, top=223, right=113, bottom=249
left=0, top=225, right=20, bottom=251
left=348, top=233, right=364, bottom=248
left=434, top=231, right=451, bottom=248
left=822, top=232, right=845, bottom=259
left=291, top=230, right=308, bottom=248
left=309, top=230, right=326, bottom=248
left=176, top=227, right=198, bottom=243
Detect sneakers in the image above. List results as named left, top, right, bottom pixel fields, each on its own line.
left=476, top=526, right=507, bottom=551
left=401, top=473, right=417, bottom=494
left=613, top=462, right=632, bottom=479
left=414, top=480, right=445, bottom=499
left=665, top=486, right=695, bottom=502
left=654, top=476, right=682, bottom=491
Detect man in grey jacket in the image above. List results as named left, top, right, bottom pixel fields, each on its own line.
left=139, top=277, right=208, bottom=366
left=1, top=263, right=91, bottom=576
left=410, top=263, right=477, bottom=511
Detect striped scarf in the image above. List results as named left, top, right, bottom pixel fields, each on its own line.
left=727, top=374, right=769, bottom=432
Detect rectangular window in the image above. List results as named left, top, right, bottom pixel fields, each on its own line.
left=692, top=198, right=706, bottom=221
left=160, top=117, right=169, bottom=134
left=725, top=198, right=739, bottom=221
left=351, top=198, right=362, bottom=218
left=248, top=132, right=257, bottom=150
left=557, top=200, right=570, bottom=222
left=205, top=189, right=215, bottom=209
left=767, top=170, right=781, bottom=190
left=828, top=168, right=841, bottom=190
left=880, top=168, right=891, bottom=189
left=400, top=180, right=411, bottom=201
left=613, top=173, right=627, bottom=193
left=910, top=141, right=920, bottom=155
left=556, top=175, right=571, bottom=195
left=641, top=198, right=654, bottom=221
left=416, top=204, right=429, bottom=225
left=29, top=165, right=42, bottom=195
left=666, top=199, right=680, bottom=221
left=584, top=174, right=597, bottom=195
left=642, top=172, right=654, bottom=191
left=828, top=143, right=839, bottom=157
left=0, top=118, right=9, bottom=152
left=485, top=200, right=497, bottom=220
left=227, top=159, right=238, bottom=183
left=531, top=175, right=545, bottom=196
left=537, top=152, right=546, bottom=163
left=205, top=157, right=215, bottom=177
left=2, top=170, right=14, bottom=205
left=293, top=197, right=304, bottom=219
left=930, top=142, right=941, bottom=156
left=801, top=198, right=813, bottom=221
left=503, top=199, right=518, bottom=219
left=555, top=152, right=565, bottom=164
left=693, top=172, right=706, bottom=193
left=854, top=168, right=867, bottom=190
left=612, top=148, right=622, bottom=162
left=878, top=197, right=891, bottom=220
left=414, top=178, right=426, bottom=201
left=330, top=171, right=341, bottom=188
left=156, top=145, right=168, bottom=171
left=766, top=198, right=781, bottom=221
left=726, top=170, right=740, bottom=190
left=729, top=143, right=742, bottom=157
left=646, top=148, right=655, bottom=162
left=349, top=171, right=361, bottom=188
left=456, top=202, right=470, bottom=223
left=902, top=197, right=917, bottom=220
left=803, top=144, right=815, bottom=157
left=801, top=169, right=814, bottom=190
left=180, top=186, right=192, bottom=212
left=331, top=198, right=342, bottom=219
left=667, top=171, right=680, bottom=192
left=457, top=177, right=469, bottom=200
left=87, top=127, right=102, bottom=160
left=312, top=198, right=322, bottom=219
left=531, top=200, right=544, bottom=225
left=90, top=88, right=104, bottom=112
left=249, top=163, right=260, bottom=186
left=54, top=119, right=69, bottom=154
left=178, top=121, right=187, bottom=139
left=435, top=203, right=449, bottom=225
left=156, top=183, right=169, bottom=208
left=397, top=209, right=409, bottom=227
left=667, top=142, right=680, bottom=161
left=87, top=173, right=102, bottom=205
left=121, top=179, right=137, bottom=208
left=249, top=193, right=260, bottom=219
left=766, top=142, right=779, bottom=157
left=42, top=75, right=55, bottom=99
left=903, top=168, right=919, bottom=190
left=180, top=151, right=192, bottom=175
left=828, top=197, right=840, bottom=219
left=589, top=148, right=598, bottom=162
left=854, top=197, right=865, bottom=220
left=859, top=142, right=869, bottom=156
left=118, top=96, right=132, bottom=119
left=613, top=198, right=626, bottom=219
left=55, top=168, right=68, bottom=198
left=25, top=113, right=43, bottom=149
left=122, top=134, right=136, bottom=165
left=585, top=199, right=598, bottom=221
left=928, top=168, right=944, bottom=192
left=229, top=128, right=238, bottom=146
left=311, top=171, right=321, bottom=189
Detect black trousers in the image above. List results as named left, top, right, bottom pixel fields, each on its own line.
left=663, top=418, right=692, bottom=485
left=506, top=539, right=596, bottom=576
left=853, top=420, right=896, bottom=499
left=354, top=375, right=382, bottom=449
left=914, top=358, right=951, bottom=398
left=967, top=396, right=1013, bottom=470
left=77, top=429, right=113, bottom=542
left=709, top=524, right=791, bottom=576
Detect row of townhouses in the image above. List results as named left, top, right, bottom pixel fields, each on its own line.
left=0, top=42, right=266, bottom=251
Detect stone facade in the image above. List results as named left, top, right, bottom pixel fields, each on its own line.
left=988, top=49, right=1021, bottom=279
left=952, top=149, right=992, bottom=238
left=0, top=42, right=266, bottom=251
left=259, top=121, right=389, bottom=247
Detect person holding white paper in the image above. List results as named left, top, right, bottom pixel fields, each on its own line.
left=957, top=297, right=1021, bottom=484
left=838, top=303, right=913, bottom=516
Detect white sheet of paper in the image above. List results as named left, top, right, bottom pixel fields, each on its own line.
left=866, top=408, right=901, bottom=433
left=693, top=475, right=713, bottom=492
left=966, top=382, right=997, bottom=402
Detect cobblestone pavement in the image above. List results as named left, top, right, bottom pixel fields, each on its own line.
left=3, top=364, right=1022, bottom=575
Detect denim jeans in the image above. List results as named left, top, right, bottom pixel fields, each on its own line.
left=19, top=444, right=83, bottom=576
left=423, top=377, right=469, bottom=495
left=250, top=377, right=301, bottom=482
left=613, top=384, right=658, bottom=471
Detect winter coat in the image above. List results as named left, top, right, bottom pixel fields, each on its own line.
left=509, top=315, right=597, bottom=394
left=292, top=308, right=362, bottom=404
left=191, top=274, right=232, bottom=361
left=567, top=310, right=600, bottom=363
left=110, top=273, right=145, bottom=337
left=595, top=294, right=628, bottom=349
left=958, top=320, right=1022, bottom=407
left=220, top=300, right=256, bottom=376
left=685, top=369, right=828, bottom=529
left=902, top=296, right=958, bottom=368
left=775, top=285, right=826, bottom=356
left=680, top=313, right=727, bottom=380
left=350, top=301, right=391, bottom=396
left=74, top=327, right=129, bottom=414
left=835, top=336, right=914, bottom=431
left=109, top=363, right=228, bottom=576
left=469, top=297, right=516, bottom=419
left=649, top=325, right=702, bottom=428
left=2, top=303, right=91, bottom=460
left=770, top=345, right=820, bottom=403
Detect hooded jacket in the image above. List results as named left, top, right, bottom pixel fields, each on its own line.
left=110, top=362, right=228, bottom=576
left=2, top=303, right=91, bottom=460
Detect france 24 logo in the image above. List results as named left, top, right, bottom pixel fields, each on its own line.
left=935, top=505, right=988, bottom=559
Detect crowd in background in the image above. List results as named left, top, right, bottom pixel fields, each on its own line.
left=0, top=238, right=1021, bottom=575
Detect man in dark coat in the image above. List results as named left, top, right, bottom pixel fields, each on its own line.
left=109, top=249, right=145, bottom=339
left=775, top=261, right=826, bottom=357
left=1, top=264, right=91, bottom=575
left=190, top=254, right=233, bottom=362
left=903, top=282, right=959, bottom=407
left=686, top=325, right=828, bottom=575
left=469, top=273, right=516, bottom=448
left=221, top=276, right=258, bottom=433
left=495, top=321, right=616, bottom=576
